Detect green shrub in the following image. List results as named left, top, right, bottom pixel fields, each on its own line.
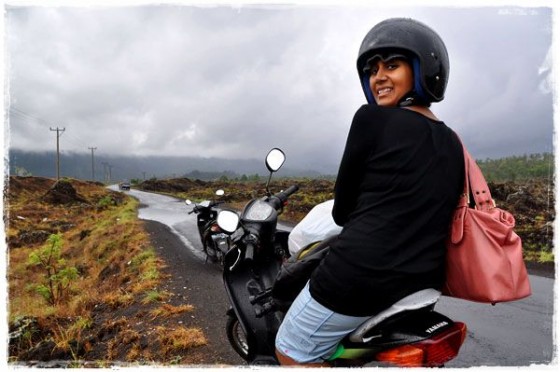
left=27, top=234, right=79, bottom=306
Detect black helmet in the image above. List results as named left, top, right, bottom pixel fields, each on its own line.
left=357, top=18, right=449, bottom=106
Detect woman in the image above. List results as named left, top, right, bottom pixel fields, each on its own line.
left=275, top=18, right=464, bottom=366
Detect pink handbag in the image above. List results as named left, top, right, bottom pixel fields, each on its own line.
left=443, top=145, right=532, bottom=304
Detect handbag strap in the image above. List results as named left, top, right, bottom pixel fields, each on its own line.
left=459, top=142, right=495, bottom=212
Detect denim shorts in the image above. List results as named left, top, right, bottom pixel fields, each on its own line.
left=275, top=281, right=370, bottom=364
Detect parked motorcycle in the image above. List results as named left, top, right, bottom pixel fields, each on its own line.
left=215, top=148, right=467, bottom=367
left=186, top=189, right=229, bottom=265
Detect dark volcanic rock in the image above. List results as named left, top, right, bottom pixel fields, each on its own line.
left=42, top=180, right=88, bottom=205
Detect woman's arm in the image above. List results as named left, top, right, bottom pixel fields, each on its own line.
left=332, top=105, right=377, bottom=225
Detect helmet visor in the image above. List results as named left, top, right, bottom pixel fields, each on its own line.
left=362, top=51, right=408, bottom=74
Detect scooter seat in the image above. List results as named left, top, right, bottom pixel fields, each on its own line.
left=348, top=288, right=441, bottom=343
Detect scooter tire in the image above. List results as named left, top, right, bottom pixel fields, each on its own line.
left=226, top=314, right=251, bottom=361
left=202, top=231, right=219, bottom=263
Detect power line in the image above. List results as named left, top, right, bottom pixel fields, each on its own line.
left=9, top=106, right=110, bottom=182
left=11, top=106, right=92, bottom=154
left=10, top=105, right=89, bottom=151
left=63, top=129, right=90, bottom=150
left=9, top=106, right=56, bottom=127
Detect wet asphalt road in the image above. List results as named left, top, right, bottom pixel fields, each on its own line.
left=117, top=186, right=556, bottom=367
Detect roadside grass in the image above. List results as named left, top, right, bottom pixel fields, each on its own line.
left=5, top=176, right=203, bottom=363
left=102, top=290, right=135, bottom=309
left=524, top=249, right=555, bottom=263
left=150, top=304, right=194, bottom=319
left=539, top=251, right=554, bottom=263
left=51, top=316, right=94, bottom=359
left=156, top=326, right=207, bottom=354
left=107, top=328, right=142, bottom=361
left=8, top=196, right=152, bottom=321
left=141, top=289, right=171, bottom=304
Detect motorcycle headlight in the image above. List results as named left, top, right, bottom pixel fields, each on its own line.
left=244, top=200, right=274, bottom=221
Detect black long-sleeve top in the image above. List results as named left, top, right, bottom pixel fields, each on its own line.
left=309, top=104, right=464, bottom=316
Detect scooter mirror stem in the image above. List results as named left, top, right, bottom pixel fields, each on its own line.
left=265, top=171, right=273, bottom=196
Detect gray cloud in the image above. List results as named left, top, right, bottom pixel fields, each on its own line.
left=4, top=4, right=554, bottom=173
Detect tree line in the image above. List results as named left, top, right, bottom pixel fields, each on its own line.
left=476, top=153, right=554, bottom=182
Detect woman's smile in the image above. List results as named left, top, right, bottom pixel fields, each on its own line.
left=376, top=86, right=393, bottom=98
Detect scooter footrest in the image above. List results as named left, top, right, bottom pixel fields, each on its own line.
left=251, top=356, right=279, bottom=366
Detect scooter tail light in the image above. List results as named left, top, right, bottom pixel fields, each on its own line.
left=374, top=322, right=467, bottom=367
left=375, top=344, right=424, bottom=367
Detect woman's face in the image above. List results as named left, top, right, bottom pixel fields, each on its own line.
left=368, top=58, right=414, bottom=107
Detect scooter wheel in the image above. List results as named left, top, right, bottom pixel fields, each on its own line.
left=226, top=314, right=251, bottom=361
left=203, top=232, right=219, bottom=263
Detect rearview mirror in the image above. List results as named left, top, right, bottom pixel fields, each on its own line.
left=265, top=148, right=286, bottom=173
left=217, top=210, right=240, bottom=234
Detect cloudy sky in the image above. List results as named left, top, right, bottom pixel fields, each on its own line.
left=2, top=0, right=556, bottom=173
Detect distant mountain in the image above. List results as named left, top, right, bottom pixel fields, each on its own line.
left=6, top=149, right=327, bottom=182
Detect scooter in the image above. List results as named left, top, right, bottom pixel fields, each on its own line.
left=215, top=148, right=467, bottom=367
left=186, top=189, right=229, bottom=265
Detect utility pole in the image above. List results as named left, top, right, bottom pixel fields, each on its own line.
left=107, top=164, right=113, bottom=184
left=102, top=162, right=113, bottom=184
left=88, top=147, right=97, bottom=181
left=101, top=162, right=108, bottom=184
left=50, top=127, right=65, bottom=181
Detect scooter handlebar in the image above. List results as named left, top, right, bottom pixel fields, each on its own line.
left=269, top=184, right=299, bottom=210
left=189, top=201, right=223, bottom=215
left=210, top=200, right=225, bottom=208
left=280, top=185, right=299, bottom=198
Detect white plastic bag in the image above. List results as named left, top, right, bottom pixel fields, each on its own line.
left=288, top=199, right=343, bottom=257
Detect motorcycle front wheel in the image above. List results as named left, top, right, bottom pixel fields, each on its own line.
left=226, top=314, right=250, bottom=361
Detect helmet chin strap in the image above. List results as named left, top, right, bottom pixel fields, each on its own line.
left=400, top=58, right=431, bottom=107
left=398, top=92, right=430, bottom=107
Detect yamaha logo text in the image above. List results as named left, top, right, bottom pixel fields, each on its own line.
left=425, top=321, right=449, bottom=334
